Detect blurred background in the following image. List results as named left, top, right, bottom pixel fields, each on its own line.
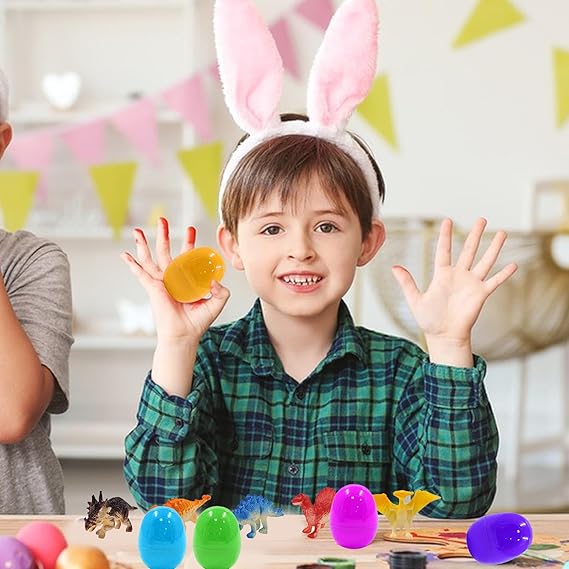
left=0, top=0, right=568, bottom=514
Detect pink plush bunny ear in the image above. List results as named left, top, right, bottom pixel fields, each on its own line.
left=214, top=0, right=284, bottom=133
left=307, top=0, right=378, bottom=130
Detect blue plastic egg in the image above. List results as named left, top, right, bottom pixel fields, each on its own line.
left=138, top=506, right=186, bottom=569
left=466, top=512, right=533, bottom=564
left=0, top=536, right=35, bottom=569
left=192, top=506, right=241, bottom=569
left=329, top=483, right=378, bottom=549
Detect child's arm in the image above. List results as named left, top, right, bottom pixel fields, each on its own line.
left=124, top=343, right=219, bottom=509
left=121, top=218, right=230, bottom=398
left=392, top=218, right=517, bottom=367
left=393, top=349, right=498, bottom=518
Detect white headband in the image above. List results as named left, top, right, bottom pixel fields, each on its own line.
left=0, top=68, right=8, bottom=122
left=214, top=0, right=381, bottom=222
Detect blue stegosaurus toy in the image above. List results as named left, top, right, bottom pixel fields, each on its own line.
left=232, top=495, right=284, bottom=538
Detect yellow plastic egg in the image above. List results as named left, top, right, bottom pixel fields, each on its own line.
left=55, top=546, right=110, bottom=569
left=163, top=247, right=225, bottom=303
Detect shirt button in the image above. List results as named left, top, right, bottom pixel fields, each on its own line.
left=175, top=418, right=183, bottom=427
left=361, top=444, right=371, bottom=455
left=295, top=388, right=305, bottom=400
left=288, top=463, right=299, bottom=476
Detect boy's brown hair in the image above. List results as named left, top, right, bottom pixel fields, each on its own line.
left=221, top=114, right=385, bottom=238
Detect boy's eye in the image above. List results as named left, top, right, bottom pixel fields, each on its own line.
left=261, top=225, right=281, bottom=236
left=316, top=223, right=338, bottom=233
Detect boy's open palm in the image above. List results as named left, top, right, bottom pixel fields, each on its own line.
left=392, top=218, right=518, bottom=344
left=120, top=218, right=230, bottom=342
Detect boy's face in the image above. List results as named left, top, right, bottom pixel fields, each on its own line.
left=218, top=176, right=385, bottom=319
left=0, top=122, right=12, bottom=159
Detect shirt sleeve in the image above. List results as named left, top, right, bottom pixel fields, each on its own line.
left=123, top=340, right=220, bottom=510
left=6, top=237, right=73, bottom=414
left=392, top=345, right=498, bottom=519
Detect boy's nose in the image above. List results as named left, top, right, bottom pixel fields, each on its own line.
left=287, top=233, right=315, bottom=261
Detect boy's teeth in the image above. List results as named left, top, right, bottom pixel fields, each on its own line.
left=282, top=275, right=322, bottom=285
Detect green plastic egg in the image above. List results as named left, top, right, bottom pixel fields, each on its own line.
left=192, top=506, right=241, bottom=569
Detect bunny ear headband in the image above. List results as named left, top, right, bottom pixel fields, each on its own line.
left=214, top=0, right=381, bottom=221
left=0, top=68, right=9, bottom=122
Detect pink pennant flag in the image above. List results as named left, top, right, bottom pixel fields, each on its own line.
left=60, top=119, right=106, bottom=166
left=295, top=0, right=335, bottom=31
left=110, top=98, right=160, bottom=167
left=270, top=18, right=300, bottom=80
left=7, top=130, right=55, bottom=202
left=162, top=75, right=213, bottom=142
left=208, top=63, right=221, bottom=85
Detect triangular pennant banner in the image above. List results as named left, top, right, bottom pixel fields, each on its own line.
left=295, top=0, right=335, bottom=31
left=111, top=98, right=160, bottom=166
left=554, top=47, right=569, bottom=128
left=453, top=0, right=525, bottom=48
left=89, top=162, right=137, bottom=239
left=162, top=76, right=213, bottom=141
left=0, top=171, right=39, bottom=231
left=357, top=74, right=398, bottom=149
left=7, top=131, right=55, bottom=202
left=60, top=119, right=107, bottom=166
left=270, top=18, right=300, bottom=80
left=177, top=142, right=223, bottom=223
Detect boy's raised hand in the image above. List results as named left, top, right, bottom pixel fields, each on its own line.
left=391, top=218, right=517, bottom=365
left=120, top=217, right=230, bottom=343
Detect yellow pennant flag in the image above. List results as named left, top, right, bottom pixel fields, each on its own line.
left=554, top=47, right=569, bottom=128
left=0, top=171, right=39, bottom=232
left=357, top=74, right=398, bottom=149
left=89, top=162, right=137, bottom=239
left=177, top=142, right=223, bottom=223
left=453, top=0, right=525, bottom=49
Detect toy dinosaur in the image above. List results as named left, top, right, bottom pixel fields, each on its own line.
left=84, top=491, right=138, bottom=539
left=373, top=489, right=441, bottom=538
left=158, top=495, right=212, bottom=522
left=291, top=487, right=336, bottom=539
left=232, top=495, right=284, bottom=538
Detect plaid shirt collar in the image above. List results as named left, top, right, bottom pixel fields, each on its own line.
left=219, top=298, right=368, bottom=376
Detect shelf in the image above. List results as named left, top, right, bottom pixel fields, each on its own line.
left=5, top=0, right=186, bottom=11
left=73, top=334, right=156, bottom=350
left=51, top=421, right=133, bottom=460
left=9, top=105, right=183, bottom=126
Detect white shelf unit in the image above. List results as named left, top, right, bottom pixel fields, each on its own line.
left=0, top=0, right=206, bottom=460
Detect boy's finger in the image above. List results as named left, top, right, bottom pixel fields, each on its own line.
left=456, top=217, right=486, bottom=270
left=434, top=218, right=452, bottom=270
left=121, top=252, right=159, bottom=294
left=392, top=265, right=420, bottom=308
left=133, top=228, right=161, bottom=279
left=155, top=217, right=173, bottom=271
left=180, top=226, right=197, bottom=255
left=483, top=263, right=518, bottom=295
left=472, top=230, right=507, bottom=280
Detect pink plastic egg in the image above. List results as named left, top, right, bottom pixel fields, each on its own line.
left=0, top=536, right=35, bottom=569
left=17, top=521, right=68, bottom=569
left=329, top=483, right=378, bottom=549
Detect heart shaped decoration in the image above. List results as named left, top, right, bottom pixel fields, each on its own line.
left=41, top=72, right=81, bottom=110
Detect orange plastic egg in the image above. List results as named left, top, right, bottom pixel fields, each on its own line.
left=163, top=247, right=225, bottom=303
left=56, top=546, right=110, bottom=569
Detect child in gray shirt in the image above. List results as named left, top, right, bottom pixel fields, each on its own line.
left=0, top=68, right=73, bottom=513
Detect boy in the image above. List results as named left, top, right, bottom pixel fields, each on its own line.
left=122, top=0, right=517, bottom=517
left=0, top=68, right=74, bottom=513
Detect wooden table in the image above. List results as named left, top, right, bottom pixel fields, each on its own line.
left=0, top=514, right=567, bottom=568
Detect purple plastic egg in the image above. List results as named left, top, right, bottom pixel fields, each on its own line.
left=0, top=536, right=35, bottom=569
left=466, top=512, right=533, bottom=564
left=329, top=483, right=378, bottom=549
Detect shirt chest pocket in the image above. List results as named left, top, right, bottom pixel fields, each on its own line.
left=322, top=430, right=392, bottom=493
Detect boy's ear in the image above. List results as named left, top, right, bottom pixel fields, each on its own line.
left=217, top=223, right=245, bottom=271
left=357, top=219, right=385, bottom=267
left=0, top=122, right=13, bottom=159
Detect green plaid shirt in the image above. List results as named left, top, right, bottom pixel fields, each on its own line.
left=124, top=299, right=498, bottom=517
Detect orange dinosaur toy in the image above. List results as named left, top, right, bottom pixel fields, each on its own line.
left=291, top=487, right=336, bottom=539
left=152, top=494, right=211, bottom=523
